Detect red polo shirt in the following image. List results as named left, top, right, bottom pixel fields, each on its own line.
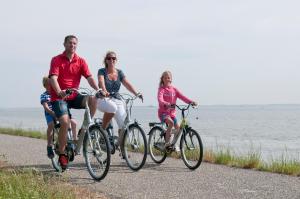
left=49, top=51, right=92, bottom=101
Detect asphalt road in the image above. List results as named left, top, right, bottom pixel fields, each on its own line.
left=0, top=134, right=299, bottom=199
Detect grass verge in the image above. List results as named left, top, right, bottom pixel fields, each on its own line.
left=0, top=165, right=107, bottom=199
left=0, top=127, right=46, bottom=139
left=203, top=147, right=300, bottom=176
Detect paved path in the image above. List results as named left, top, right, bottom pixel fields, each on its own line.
left=0, top=134, right=299, bottom=199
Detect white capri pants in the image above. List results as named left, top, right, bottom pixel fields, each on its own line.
left=97, top=97, right=126, bottom=129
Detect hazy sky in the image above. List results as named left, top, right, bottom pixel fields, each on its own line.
left=0, top=0, right=299, bottom=108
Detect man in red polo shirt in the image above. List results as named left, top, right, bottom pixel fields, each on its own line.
left=49, top=35, right=99, bottom=171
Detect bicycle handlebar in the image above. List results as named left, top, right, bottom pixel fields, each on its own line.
left=65, top=88, right=99, bottom=97
left=171, top=103, right=198, bottom=111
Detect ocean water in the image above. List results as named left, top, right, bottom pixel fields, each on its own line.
left=0, top=105, right=299, bottom=160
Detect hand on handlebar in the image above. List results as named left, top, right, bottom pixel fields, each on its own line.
left=164, top=103, right=175, bottom=109
left=136, top=92, right=143, bottom=102
left=95, top=89, right=107, bottom=98
left=57, top=89, right=75, bottom=99
left=190, top=101, right=198, bottom=107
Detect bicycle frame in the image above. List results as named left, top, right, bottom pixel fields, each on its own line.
left=103, top=93, right=141, bottom=146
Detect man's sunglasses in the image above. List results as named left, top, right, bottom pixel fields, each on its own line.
left=106, top=57, right=116, bottom=61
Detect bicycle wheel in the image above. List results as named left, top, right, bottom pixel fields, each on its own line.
left=180, top=128, right=203, bottom=170
left=83, top=125, right=110, bottom=181
left=122, top=123, right=147, bottom=171
left=51, top=127, right=61, bottom=172
left=148, top=126, right=167, bottom=164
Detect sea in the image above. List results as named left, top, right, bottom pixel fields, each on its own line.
left=0, top=104, right=299, bottom=161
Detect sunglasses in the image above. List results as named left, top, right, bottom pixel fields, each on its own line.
left=106, top=57, right=116, bottom=61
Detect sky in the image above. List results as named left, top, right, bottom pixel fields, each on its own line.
left=0, top=0, right=299, bottom=108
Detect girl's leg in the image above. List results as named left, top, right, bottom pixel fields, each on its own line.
left=172, top=123, right=181, bottom=151
left=47, top=122, right=54, bottom=146
left=164, top=117, right=174, bottom=144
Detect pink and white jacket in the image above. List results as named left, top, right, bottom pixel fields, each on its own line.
left=157, top=85, right=193, bottom=118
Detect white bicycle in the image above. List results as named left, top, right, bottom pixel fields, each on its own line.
left=96, top=92, right=147, bottom=171
left=51, top=88, right=111, bottom=181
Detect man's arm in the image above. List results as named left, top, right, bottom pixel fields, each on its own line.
left=49, top=75, right=65, bottom=98
left=87, top=76, right=99, bottom=91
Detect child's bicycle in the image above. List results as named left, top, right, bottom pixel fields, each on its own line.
left=96, top=92, right=147, bottom=171
left=50, top=88, right=111, bottom=181
left=148, top=104, right=203, bottom=170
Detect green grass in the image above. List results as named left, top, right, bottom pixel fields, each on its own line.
left=0, top=167, right=76, bottom=199
left=0, top=127, right=46, bottom=140
left=204, top=147, right=300, bottom=176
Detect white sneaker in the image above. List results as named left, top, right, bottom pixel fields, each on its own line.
left=174, top=145, right=180, bottom=152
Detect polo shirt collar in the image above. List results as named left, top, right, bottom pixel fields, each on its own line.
left=62, top=51, right=79, bottom=61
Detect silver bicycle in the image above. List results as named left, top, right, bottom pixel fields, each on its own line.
left=51, top=88, right=111, bottom=181
left=96, top=92, right=147, bottom=171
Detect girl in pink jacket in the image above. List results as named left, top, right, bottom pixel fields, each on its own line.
left=157, top=71, right=197, bottom=149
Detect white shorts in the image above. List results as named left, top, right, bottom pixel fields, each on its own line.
left=97, top=98, right=126, bottom=129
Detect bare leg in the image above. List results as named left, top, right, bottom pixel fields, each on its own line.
left=102, top=112, right=114, bottom=129
left=164, top=118, right=174, bottom=144
left=58, top=114, right=70, bottom=154
left=47, top=122, right=54, bottom=146
left=88, top=96, right=98, bottom=118
left=70, top=119, right=77, bottom=140
left=118, top=129, right=124, bottom=149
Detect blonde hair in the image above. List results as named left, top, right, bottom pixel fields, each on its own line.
left=159, top=70, right=172, bottom=87
left=103, top=51, right=117, bottom=68
left=42, top=76, right=49, bottom=88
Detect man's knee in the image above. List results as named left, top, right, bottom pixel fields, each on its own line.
left=59, top=115, right=70, bottom=128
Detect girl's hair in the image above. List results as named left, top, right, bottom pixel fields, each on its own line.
left=42, top=76, right=49, bottom=88
left=159, top=70, right=172, bottom=87
left=103, top=51, right=117, bottom=68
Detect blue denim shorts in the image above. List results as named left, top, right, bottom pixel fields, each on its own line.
left=44, top=112, right=54, bottom=124
left=52, top=94, right=85, bottom=118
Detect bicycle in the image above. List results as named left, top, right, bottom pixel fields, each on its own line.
left=50, top=88, right=111, bottom=181
left=96, top=92, right=147, bottom=171
left=148, top=104, right=203, bottom=170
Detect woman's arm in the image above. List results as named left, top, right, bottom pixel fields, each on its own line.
left=122, top=78, right=139, bottom=96
left=98, top=75, right=109, bottom=96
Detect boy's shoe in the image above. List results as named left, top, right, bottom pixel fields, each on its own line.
left=47, top=146, right=54, bottom=159
left=59, top=154, right=69, bottom=171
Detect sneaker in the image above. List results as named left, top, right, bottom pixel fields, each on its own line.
left=174, top=145, right=180, bottom=153
left=119, top=152, right=130, bottom=159
left=59, top=154, right=69, bottom=171
left=47, top=146, right=54, bottom=159
left=165, top=142, right=172, bottom=151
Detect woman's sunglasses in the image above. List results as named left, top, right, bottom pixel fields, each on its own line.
left=106, top=57, right=116, bottom=61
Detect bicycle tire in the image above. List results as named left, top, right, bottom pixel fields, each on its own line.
left=148, top=126, right=167, bottom=164
left=122, top=123, right=147, bottom=171
left=83, top=125, right=111, bottom=181
left=180, top=128, right=203, bottom=170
